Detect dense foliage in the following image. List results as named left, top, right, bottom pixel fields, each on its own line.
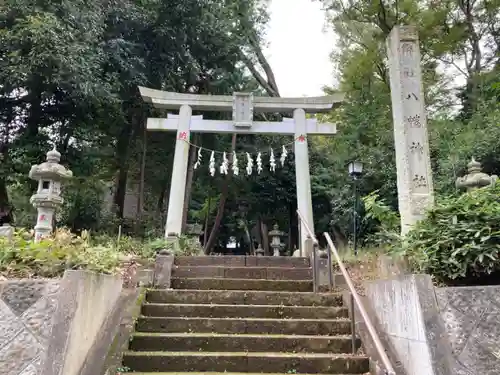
left=0, top=228, right=200, bottom=278
left=378, top=184, right=500, bottom=284
left=0, top=0, right=499, bottom=268
left=0, top=229, right=126, bottom=277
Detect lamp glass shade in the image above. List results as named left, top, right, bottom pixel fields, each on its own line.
left=348, top=161, right=363, bottom=176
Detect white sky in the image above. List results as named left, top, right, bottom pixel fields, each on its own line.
left=264, top=0, right=337, bottom=97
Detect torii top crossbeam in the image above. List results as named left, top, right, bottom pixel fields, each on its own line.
left=139, top=87, right=344, bottom=113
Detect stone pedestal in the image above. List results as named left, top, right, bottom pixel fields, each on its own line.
left=387, top=26, right=434, bottom=234
left=0, top=224, right=13, bottom=240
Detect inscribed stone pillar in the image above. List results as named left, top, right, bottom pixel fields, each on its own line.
left=387, top=25, right=434, bottom=234
left=294, top=108, right=315, bottom=256
left=165, top=104, right=192, bottom=237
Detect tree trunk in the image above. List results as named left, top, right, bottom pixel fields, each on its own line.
left=0, top=180, right=12, bottom=225
left=182, top=133, right=199, bottom=232
left=203, top=133, right=237, bottom=254
left=288, top=202, right=294, bottom=254
left=135, top=125, right=147, bottom=232
left=114, top=123, right=133, bottom=218
left=114, top=98, right=143, bottom=218
left=260, top=220, right=269, bottom=255
left=243, top=220, right=254, bottom=255
left=203, top=196, right=211, bottom=246
left=157, top=177, right=169, bottom=212
left=0, top=131, right=12, bottom=225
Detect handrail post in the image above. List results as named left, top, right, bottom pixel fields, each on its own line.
left=350, top=293, right=356, bottom=354
left=322, top=231, right=396, bottom=375
left=313, top=241, right=320, bottom=293
left=299, top=216, right=303, bottom=257
left=305, top=234, right=316, bottom=292
left=296, top=210, right=396, bottom=375
left=327, top=243, right=333, bottom=291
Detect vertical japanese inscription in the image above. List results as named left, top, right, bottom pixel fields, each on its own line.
left=410, top=141, right=424, bottom=157
left=398, top=34, right=433, bottom=199
left=388, top=26, right=434, bottom=229
left=405, top=115, right=422, bottom=128
left=401, top=42, right=414, bottom=57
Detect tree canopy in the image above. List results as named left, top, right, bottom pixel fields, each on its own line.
left=1, top=0, right=499, bottom=254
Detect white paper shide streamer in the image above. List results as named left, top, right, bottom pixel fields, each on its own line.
left=232, top=151, right=239, bottom=176
left=194, top=148, right=202, bottom=169
left=256, top=152, right=262, bottom=174
left=197, top=140, right=294, bottom=177
left=245, top=153, right=254, bottom=175
left=280, top=145, right=288, bottom=167
left=220, top=152, right=229, bottom=174
left=269, top=149, right=276, bottom=172
left=209, top=151, right=216, bottom=176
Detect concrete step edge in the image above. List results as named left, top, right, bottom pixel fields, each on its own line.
left=131, top=332, right=355, bottom=339
left=126, top=373, right=366, bottom=375
left=137, top=316, right=351, bottom=322
left=173, top=266, right=313, bottom=269
left=148, top=289, right=338, bottom=295
left=123, top=351, right=367, bottom=358
left=171, top=277, right=312, bottom=282
left=142, top=302, right=344, bottom=309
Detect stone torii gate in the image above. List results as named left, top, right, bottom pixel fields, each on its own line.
left=139, top=87, right=344, bottom=253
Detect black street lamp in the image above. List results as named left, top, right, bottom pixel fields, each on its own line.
left=348, top=161, right=363, bottom=255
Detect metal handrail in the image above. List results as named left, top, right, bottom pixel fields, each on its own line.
left=296, top=209, right=396, bottom=375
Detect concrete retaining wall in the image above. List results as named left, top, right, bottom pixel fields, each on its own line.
left=0, top=279, right=59, bottom=375
left=363, top=274, right=500, bottom=375
left=43, top=271, right=123, bottom=375
left=436, top=286, right=500, bottom=375
left=0, top=270, right=139, bottom=375
left=364, top=274, right=453, bottom=375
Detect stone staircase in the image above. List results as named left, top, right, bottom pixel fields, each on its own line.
left=122, top=255, right=370, bottom=374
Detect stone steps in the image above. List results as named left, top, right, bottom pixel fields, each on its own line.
left=121, top=256, right=368, bottom=374
left=141, top=302, right=349, bottom=319
left=129, top=332, right=360, bottom=353
left=135, top=316, right=353, bottom=335
left=126, top=373, right=365, bottom=375
left=122, top=351, right=369, bottom=373
left=146, top=289, right=343, bottom=306
left=174, top=256, right=310, bottom=268
left=172, top=265, right=313, bottom=280
left=171, top=277, right=313, bottom=291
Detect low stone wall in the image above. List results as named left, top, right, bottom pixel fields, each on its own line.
left=436, top=286, right=500, bottom=375
left=0, top=279, right=59, bottom=375
left=0, top=270, right=142, bottom=375
left=362, top=274, right=500, bottom=375
left=364, top=274, right=453, bottom=375
left=43, top=271, right=123, bottom=375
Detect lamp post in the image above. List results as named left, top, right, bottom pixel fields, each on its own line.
left=348, top=161, right=363, bottom=255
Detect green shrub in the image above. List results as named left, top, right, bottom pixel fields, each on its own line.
left=0, top=228, right=122, bottom=278
left=362, top=190, right=401, bottom=247
left=0, top=228, right=204, bottom=279
left=399, top=184, right=500, bottom=283
left=145, top=235, right=203, bottom=256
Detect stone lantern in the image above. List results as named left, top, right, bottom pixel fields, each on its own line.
left=269, top=224, right=285, bottom=257
left=29, top=148, right=72, bottom=242
left=186, top=223, right=203, bottom=245
left=456, top=158, right=497, bottom=192
left=255, top=244, right=265, bottom=256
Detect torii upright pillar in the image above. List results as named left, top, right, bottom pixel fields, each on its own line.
left=139, top=87, right=344, bottom=255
